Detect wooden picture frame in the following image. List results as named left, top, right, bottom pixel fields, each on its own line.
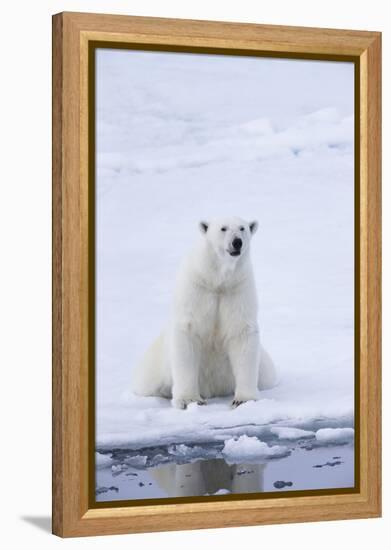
left=52, top=11, right=381, bottom=537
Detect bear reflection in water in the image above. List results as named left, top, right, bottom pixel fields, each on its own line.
left=150, top=458, right=266, bottom=497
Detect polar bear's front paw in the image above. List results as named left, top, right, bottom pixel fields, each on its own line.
left=232, top=396, right=256, bottom=408
left=172, top=396, right=206, bottom=409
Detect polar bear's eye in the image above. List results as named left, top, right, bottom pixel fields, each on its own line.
left=221, top=227, right=227, bottom=232
left=240, top=227, right=245, bottom=231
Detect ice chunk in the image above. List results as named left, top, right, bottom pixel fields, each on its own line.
left=168, top=444, right=194, bottom=456
left=315, top=428, right=354, bottom=444
left=111, top=463, right=128, bottom=473
left=95, top=452, right=113, bottom=469
left=124, top=455, right=148, bottom=468
left=210, top=488, right=231, bottom=495
left=168, top=444, right=218, bottom=460
left=222, top=435, right=289, bottom=462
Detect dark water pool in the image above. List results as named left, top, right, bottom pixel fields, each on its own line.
left=95, top=441, right=354, bottom=502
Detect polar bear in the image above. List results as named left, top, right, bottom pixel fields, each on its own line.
left=132, top=216, right=277, bottom=409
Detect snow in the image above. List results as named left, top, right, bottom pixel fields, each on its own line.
left=96, top=395, right=353, bottom=450
left=270, top=427, right=315, bottom=440
left=95, top=49, right=355, bottom=450
left=222, top=435, right=289, bottom=462
left=315, top=428, right=354, bottom=444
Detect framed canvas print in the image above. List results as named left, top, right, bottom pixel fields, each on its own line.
left=52, top=12, right=381, bottom=537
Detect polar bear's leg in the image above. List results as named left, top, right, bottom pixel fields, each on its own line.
left=171, top=325, right=205, bottom=409
left=227, top=331, right=259, bottom=406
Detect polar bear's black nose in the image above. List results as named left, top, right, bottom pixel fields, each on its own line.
left=232, top=238, right=242, bottom=250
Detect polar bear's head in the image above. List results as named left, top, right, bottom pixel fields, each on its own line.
left=199, top=217, right=258, bottom=260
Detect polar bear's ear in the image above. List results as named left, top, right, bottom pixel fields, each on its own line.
left=199, top=221, right=209, bottom=234
left=249, top=220, right=259, bottom=234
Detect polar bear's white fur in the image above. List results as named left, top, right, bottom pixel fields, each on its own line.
left=132, top=216, right=277, bottom=409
